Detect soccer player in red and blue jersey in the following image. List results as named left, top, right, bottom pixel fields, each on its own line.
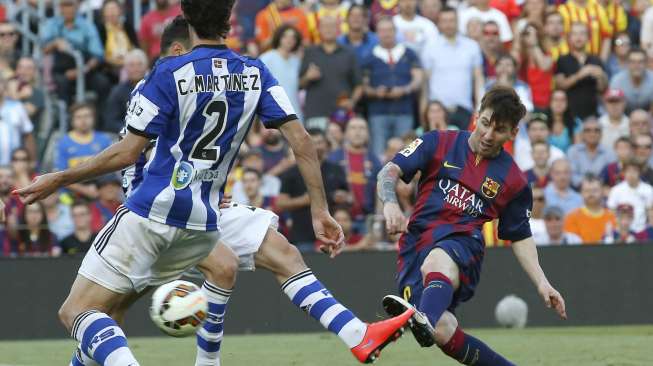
left=378, top=87, right=567, bottom=365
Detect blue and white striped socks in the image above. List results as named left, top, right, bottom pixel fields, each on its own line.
left=195, top=281, right=232, bottom=366
left=71, top=311, right=139, bottom=366
left=281, top=269, right=366, bottom=348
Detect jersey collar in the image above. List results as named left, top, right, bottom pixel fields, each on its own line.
left=193, top=44, right=228, bottom=50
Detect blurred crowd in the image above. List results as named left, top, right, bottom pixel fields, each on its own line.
left=2, top=0, right=653, bottom=258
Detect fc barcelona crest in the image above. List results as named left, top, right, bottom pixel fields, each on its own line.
left=481, top=177, right=500, bottom=199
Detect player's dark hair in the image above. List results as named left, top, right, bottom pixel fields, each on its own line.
left=479, top=86, right=527, bottom=129
left=270, top=24, right=302, bottom=53
left=161, top=15, right=191, bottom=54
left=181, top=0, right=235, bottom=40
left=242, top=167, right=262, bottom=180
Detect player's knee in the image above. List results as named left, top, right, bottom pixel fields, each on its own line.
left=434, top=312, right=459, bottom=346
left=58, top=302, right=80, bottom=332
left=419, top=261, right=454, bottom=284
left=203, top=248, right=239, bottom=288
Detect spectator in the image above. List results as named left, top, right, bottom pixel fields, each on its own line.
left=138, top=0, right=181, bottom=60
left=597, top=0, right=628, bottom=35
left=525, top=141, right=551, bottom=189
left=542, top=11, right=569, bottom=63
left=422, top=7, right=484, bottom=130
left=300, top=16, right=362, bottom=130
left=538, top=205, right=582, bottom=245
left=307, top=0, right=349, bottom=44
left=567, top=117, right=616, bottom=188
left=599, top=88, right=629, bottom=150
left=8, top=202, right=60, bottom=257
left=240, top=168, right=277, bottom=212
left=255, top=0, right=310, bottom=50
left=564, top=175, right=617, bottom=244
left=557, top=0, right=613, bottom=60
left=629, top=109, right=651, bottom=138
left=459, top=0, right=512, bottom=43
left=465, top=17, right=483, bottom=43
left=0, top=21, right=19, bottom=78
left=104, top=49, right=148, bottom=133
left=515, top=0, right=547, bottom=31
left=260, top=24, right=303, bottom=121
left=544, top=158, right=583, bottom=215
left=642, top=1, right=653, bottom=50
left=337, top=4, right=379, bottom=62
left=530, top=186, right=548, bottom=244
left=328, top=117, right=382, bottom=227
left=334, top=206, right=372, bottom=251
left=485, top=54, right=534, bottom=112
left=326, top=122, right=344, bottom=153
left=277, top=129, right=349, bottom=251
left=555, top=22, right=607, bottom=120
left=609, top=48, right=653, bottom=114
left=258, top=128, right=293, bottom=177
left=60, top=200, right=96, bottom=255
left=41, top=0, right=110, bottom=106
left=607, top=158, right=653, bottom=232
left=512, top=22, right=554, bottom=110
left=89, top=174, right=123, bottom=233
left=41, top=192, right=74, bottom=241
left=600, top=136, right=633, bottom=188
left=234, top=0, right=270, bottom=45
left=632, top=133, right=653, bottom=185
left=393, top=0, right=438, bottom=54
left=9, top=147, right=36, bottom=191
left=0, top=165, right=21, bottom=232
left=606, top=32, right=631, bottom=78
left=419, top=0, right=441, bottom=25
left=514, top=114, right=565, bottom=171
left=603, top=203, right=637, bottom=244
left=231, top=149, right=282, bottom=205
left=384, top=137, right=405, bottom=164
left=417, top=100, right=457, bottom=134
left=361, top=17, right=422, bottom=157
left=0, top=76, right=36, bottom=166
left=7, top=57, right=46, bottom=123
left=369, top=0, right=400, bottom=28
left=479, top=21, right=504, bottom=79
left=96, top=0, right=138, bottom=82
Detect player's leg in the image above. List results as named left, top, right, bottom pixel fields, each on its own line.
left=193, top=243, right=239, bottom=366
left=255, top=228, right=414, bottom=363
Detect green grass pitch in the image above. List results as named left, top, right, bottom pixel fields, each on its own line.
left=0, top=326, right=650, bottom=365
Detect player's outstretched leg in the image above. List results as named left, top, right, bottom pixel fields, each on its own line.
left=60, top=276, right=140, bottom=366
left=255, top=229, right=414, bottom=363
left=195, top=244, right=239, bottom=366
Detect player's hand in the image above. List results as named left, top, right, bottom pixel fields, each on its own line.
left=219, top=194, right=232, bottom=209
left=13, top=172, right=64, bottom=205
left=383, top=202, right=408, bottom=235
left=312, top=210, right=345, bottom=259
left=538, top=282, right=567, bottom=320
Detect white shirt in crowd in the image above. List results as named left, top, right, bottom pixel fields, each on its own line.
left=0, top=100, right=33, bottom=165
left=598, top=114, right=629, bottom=151
left=458, top=6, right=513, bottom=42
left=513, top=136, right=566, bottom=171
left=607, top=180, right=653, bottom=232
left=393, top=14, right=439, bottom=54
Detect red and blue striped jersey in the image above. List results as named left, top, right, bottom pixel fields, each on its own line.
left=392, top=130, right=532, bottom=254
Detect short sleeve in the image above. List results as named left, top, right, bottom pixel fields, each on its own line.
left=256, top=64, right=297, bottom=129
left=17, top=104, right=33, bottom=134
left=498, top=185, right=533, bottom=241
left=391, top=132, right=438, bottom=183
left=125, top=68, right=175, bottom=139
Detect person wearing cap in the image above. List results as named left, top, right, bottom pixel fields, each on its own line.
left=607, top=158, right=653, bottom=233
left=609, top=48, right=653, bottom=114
left=544, top=158, right=583, bottom=215
left=603, top=203, right=637, bottom=244
left=514, top=113, right=565, bottom=172
left=537, top=205, right=582, bottom=245
left=567, top=116, right=616, bottom=188
left=564, top=175, right=616, bottom=244
left=598, top=88, right=629, bottom=150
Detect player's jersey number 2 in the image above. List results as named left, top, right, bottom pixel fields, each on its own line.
left=190, top=99, right=228, bottom=163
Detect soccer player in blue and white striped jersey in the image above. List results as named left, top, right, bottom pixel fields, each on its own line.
left=15, top=1, right=346, bottom=365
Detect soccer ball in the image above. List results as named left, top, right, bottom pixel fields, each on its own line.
left=494, top=294, right=528, bottom=328
left=150, top=280, right=208, bottom=337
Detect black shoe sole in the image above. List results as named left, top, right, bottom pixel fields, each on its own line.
left=382, top=296, right=436, bottom=348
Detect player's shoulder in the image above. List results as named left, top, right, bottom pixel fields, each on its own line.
left=498, top=149, right=529, bottom=191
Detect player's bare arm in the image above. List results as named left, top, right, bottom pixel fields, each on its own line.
left=512, top=236, right=567, bottom=319
left=279, top=119, right=345, bottom=256
left=377, top=162, right=408, bottom=235
left=14, top=133, right=150, bottom=204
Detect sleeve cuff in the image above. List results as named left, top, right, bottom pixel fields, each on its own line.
left=127, top=125, right=157, bottom=140
left=499, top=230, right=532, bottom=243
left=264, top=114, right=298, bottom=129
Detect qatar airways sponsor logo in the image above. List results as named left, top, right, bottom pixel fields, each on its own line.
left=438, top=179, right=484, bottom=217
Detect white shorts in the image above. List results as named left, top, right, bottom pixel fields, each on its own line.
left=79, top=206, right=220, bottom=293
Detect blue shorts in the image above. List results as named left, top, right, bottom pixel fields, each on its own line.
left=397, top=234, right=485, bottom=312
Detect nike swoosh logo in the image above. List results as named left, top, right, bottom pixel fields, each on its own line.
left=360, top=339, right=375, bottom=349
left=443, top=161, right=461, bottom=169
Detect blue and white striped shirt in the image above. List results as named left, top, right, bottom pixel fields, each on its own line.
left=124, top=45, right=296, bottom=231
